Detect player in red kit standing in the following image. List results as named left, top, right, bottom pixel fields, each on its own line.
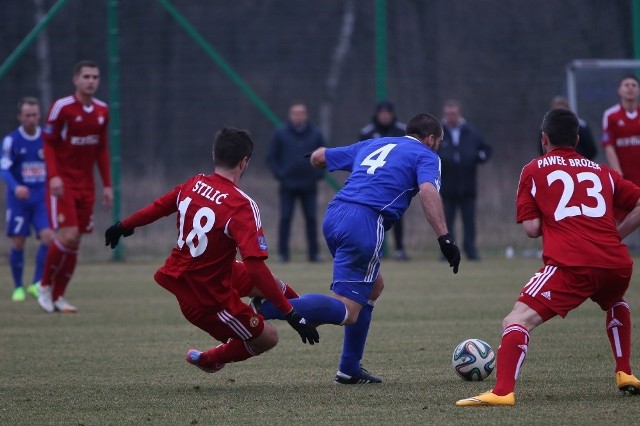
left=38, top=60, right=112, bottom=313
left=601, top=75, right=640, bottom=187
left=457, top=109, right=640, bottom=406
left=105, top=127, right=318, bottom=373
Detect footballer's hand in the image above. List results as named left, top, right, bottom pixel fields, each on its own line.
left=49, top=176, right=64, bottom=197
left=284, top=309, right=319, bottom=345
left=105, top=221, right=135, bottom=249
left=438, top=234, right=461, bottom=274
left=103, top=187, right=114, bottom=211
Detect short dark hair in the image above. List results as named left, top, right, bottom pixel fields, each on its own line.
left=541, top=108, right=579, bottom=147
left=619, top=74, right=640, bottom=86
left=406, top=113, right=443, bottom=140
left=213, top=127, right=254, bottom=169
left=17, top=96, right=39, bottom=114
left=74, top=60, right=99, bottom=75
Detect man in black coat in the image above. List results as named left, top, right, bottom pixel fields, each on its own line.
left=358, top=100, right=410, bottom=261
left=439, top=99, right=492, bottom=260
left=267, top=101, right=325, bottom=262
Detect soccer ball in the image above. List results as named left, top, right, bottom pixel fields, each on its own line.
left=452, top=338, right=495, bottom=381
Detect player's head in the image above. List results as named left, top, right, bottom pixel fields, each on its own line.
left=541, top=108, right=579, bottom=150
left=288, top=101, right=308, bottom=127
left=406, top=113, right=443, bottom=151
left=374, top=100, right=396, bottom=126
left=213, top=127, right=254, bottom=173
left=618, top=74, right=640, bottom=103
left=442, top=99, right=462, bottom=127
left=17, top=97, right=41, bottom=133
left=73, top=60, right=100, bottom=98
left=549, top=95, right=570, bottom=110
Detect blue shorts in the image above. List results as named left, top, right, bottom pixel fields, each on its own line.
left=322, top=201, right=384, bottom=305
left=5, top=192, right=50, bottom=237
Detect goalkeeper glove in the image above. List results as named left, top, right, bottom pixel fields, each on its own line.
left=438, top=233, right=461, bottom=274
left=105, top=222, right=135, bottom=249
left=284, top=309, right=319, bottom=345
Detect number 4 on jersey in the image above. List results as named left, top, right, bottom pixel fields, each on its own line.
left=360, top=143, right=397, bottom=174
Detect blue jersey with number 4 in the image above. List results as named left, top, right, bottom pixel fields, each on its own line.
left=325, top=135, right=441, bottom=229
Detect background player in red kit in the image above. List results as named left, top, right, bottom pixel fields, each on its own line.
left=38, top=60, right=112, bottom=313
left=457, top=109, right=640, bottom=407
left=601, top=75, right=640, bottom=187
left=105, top=127, right=318, bottom=373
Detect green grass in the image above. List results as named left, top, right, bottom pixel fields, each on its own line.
left=2, top=256, right=640, bottom=425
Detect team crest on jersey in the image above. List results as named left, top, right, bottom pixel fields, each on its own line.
left=98, top=116, right=105, bottom=125
left=257, top=236, right=268, bottom=250
left=57, top=213, right=65, bottom=224
left=249, top=316, right=260, bottom=328
left=43, top=124, right=53, bottom=135
left=38, top=149, right=44, bottom=159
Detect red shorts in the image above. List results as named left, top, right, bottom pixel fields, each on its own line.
left=178, top=294, right=265, bottom=342
left=47, top=186, right=95, bottom=233
left=518, top=265, right=632, bottom=319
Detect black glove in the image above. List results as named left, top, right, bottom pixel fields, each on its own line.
left=438, top=233, right=461, bottom=274
left=284, top=309, right=319, bottom=345
left=105, top=222, right=135, bottom=249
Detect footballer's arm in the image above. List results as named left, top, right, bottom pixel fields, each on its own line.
left=309, top=147, right=327, bottom=169
left=418, top=182, right=448, bottom=237
left=522, top=218, right=542, bottom=238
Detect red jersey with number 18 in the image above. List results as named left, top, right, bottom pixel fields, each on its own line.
left=120, top=173, right=269, bottom=308
left=516, top=147, right=640, bottom=268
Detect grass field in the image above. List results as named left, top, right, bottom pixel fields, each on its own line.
left=2, top=255, right=640, bottom=425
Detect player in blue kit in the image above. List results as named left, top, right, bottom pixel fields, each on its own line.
left=255, top=113, right=461, bottom=383
left=1, top=97, right=53, bottom=301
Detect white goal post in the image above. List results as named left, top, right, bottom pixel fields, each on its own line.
left=566, top=59, right=640, bottom=115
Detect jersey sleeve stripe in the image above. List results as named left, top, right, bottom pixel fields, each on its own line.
left=93, top=97, right=108, bottom=107
left=601, top=104, right=621, bottom=130
left=235, top=188, right=261, bottom=230
left=48, top=96, right=75, bottom=121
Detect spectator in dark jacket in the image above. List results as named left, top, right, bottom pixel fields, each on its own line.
left=267, top=101, right=325, bottom=262
left=358, top=100, right=410, bottom=261
left=439, top=99, right=492, bottom=260
left=537, top=96, right=597, bottom=160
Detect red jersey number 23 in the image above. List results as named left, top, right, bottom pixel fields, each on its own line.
left=177, top=197, right=215, bottom=257
left=547, top=170, right=606, bottom=221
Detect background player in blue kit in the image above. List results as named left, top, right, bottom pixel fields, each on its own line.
left=255, top=113, right=461, bottom=384
left=1, top=97, right=53, bottom=301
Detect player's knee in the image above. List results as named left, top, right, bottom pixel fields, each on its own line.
left=10, top=237, right=26, bottom=250
left=252, top=323, right=279, bottom=353
left=57, top=232, right=80, bottom=249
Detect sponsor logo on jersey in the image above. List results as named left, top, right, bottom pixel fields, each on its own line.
left=21, top=162, right=46, bottom=182
left=249, top=316, right=260, bottom=328
left=258, top=235, right=268, bottom=250
left=70, top=135, right=99, bottom=146
left=616, top=136, right=640, bottom=147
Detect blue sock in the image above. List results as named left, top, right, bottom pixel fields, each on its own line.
left=9, top=248, right=24, bottom=289
left=339, top=302, right=374, bottom=376
left=258, top=294, right=347, bottom=325
left=33, top=243, right=49, bottom=284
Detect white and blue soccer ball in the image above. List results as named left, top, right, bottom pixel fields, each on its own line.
left=452, top=338, right=496, bottom=381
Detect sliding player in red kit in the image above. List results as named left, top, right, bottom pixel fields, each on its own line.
left=38, top=60, right=112, bottom=313
left=457, top=109, right=640, bottom=406
left=105, top=127, right=318, bottom=373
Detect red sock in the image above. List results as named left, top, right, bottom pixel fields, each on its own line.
left=606, top=300, right=632, bottom=374
left=51, top=249, right=78, bottom=301
left=200, top=339, right=259, bottom=367
left=493, top=324, right=530, bottom=396
left=282, top=282, right=299, bottom=299
left=41, top=240, right=76, bottom=289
